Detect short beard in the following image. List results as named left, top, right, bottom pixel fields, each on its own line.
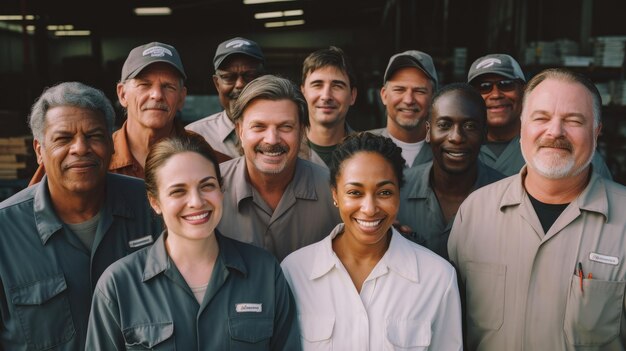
left=522, top=137, right=595, bottom=179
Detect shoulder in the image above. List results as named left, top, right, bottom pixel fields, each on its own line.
left=395, top=232, right=455, bottom=274
left=0, top=183, right=37, bottom=211
left=367, top=128, right=386, bottom=136
left=297, top=158, right=330, bottom=179
left=185, top=111, right=224, bottom=128
left=220, top=156, right=244, bottom=173
left=96, top=246, right=150, bottom=292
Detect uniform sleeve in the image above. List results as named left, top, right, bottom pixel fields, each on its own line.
left=86, top=283, right=125, bottom=350
left=429, top=268, right=463, bottom=351
left=270, top=262, right=302, bottom=351
left=447, top=202, right=465, bottom=266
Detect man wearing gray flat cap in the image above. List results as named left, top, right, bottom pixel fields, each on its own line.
left=186, top=37, right=265, bottom=158
left=370, top=50, right=438, bottom=168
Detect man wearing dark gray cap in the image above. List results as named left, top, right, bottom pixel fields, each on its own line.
left=468, top=53, right=612, bottom=178
left=186, top=37, right=265, bottom=158
left=369, top=50, right=437, bottom=168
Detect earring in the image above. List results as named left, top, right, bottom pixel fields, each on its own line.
left=333, top=200, right=337, bottom=207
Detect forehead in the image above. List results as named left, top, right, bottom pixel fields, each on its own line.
left=242, top=98, right=300, bottom=124
left=387, top=67, right=432, bottom=87
left=134, top=62, right=182, bottom=81
left=339, top=151, right=397, bottom=182
left=219, top=55, right=261, bottom=71
left=433, top=91, right=484, bottom=122
left=524, top=78, right=593, bottom=116
left=305, top=65, right=349, bottom=83
left=44, top=106, right=107, bottom=133
left=156, top=152, right=217, bottom=185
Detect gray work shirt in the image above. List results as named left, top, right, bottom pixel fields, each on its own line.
left=185, top=110, right=241, bottom=158
left=368, top=127, right=433, bottom=168
left=448, top=168, right=626, bottom=350
left=218, top=157, right=341, bottom=261
left=86, top=231, right=301, bottom=350
left=0, top=174, right=161, bottom=351
left=398, top=161, right=504, bottom=259
left=479, top=135, right=613, bottom=179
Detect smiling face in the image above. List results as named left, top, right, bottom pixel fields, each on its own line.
left=149, top=152, right=223, bottom=241
left=473, top=73, right=523, bottom=133
left=427, top=90, right=486, bottom=174
left=380, top=67, right=434, bottom=133
left=34, top=106, right=112, bottom=197
left=117, top=62, right=187, bottom=132
left=332, top=151, right=400, bottom=246
left=238, top=98, right=302, bottom=177
left=520, top=78, right=599, bottom=179
left=301, top=65, right=356, bottom=128
left=213, top=55, right=263, bottom=115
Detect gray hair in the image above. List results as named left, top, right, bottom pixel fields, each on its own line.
left=29, top=81, right=115, bottom=142
left=523, top=68, right=601, bottom=128
left=230, top=75, right=309, bottom=128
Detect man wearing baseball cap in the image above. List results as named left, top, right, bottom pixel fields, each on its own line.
left=29, top=41, right=231, bottom=184
left=468, top=53, right=612, bottom=178
left=370, top=50, right=437, bottom=168
left=186, top=37, right=265, bottom=158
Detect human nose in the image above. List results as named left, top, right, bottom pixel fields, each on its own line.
left=487, top=85, right=504, bottom=99
left=360, top=194, right=378, bottom=216
left=187, top=188, right=205, bottom=208
left=70, top=135, right=89, bottom=155
left=234, top=75, right=247, bottom=90
left=402, top=91, right=416, bottom=104
left=320, top=85, right=332, bottom=101
left=448, top=124, right=465, bottom=143
left=149, top=86, right=164, bottom=100
left=545, top=118, right=565, bottom=138
left=263, top=127, right=279, bottom=144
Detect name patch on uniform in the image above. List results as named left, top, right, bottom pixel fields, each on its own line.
left=128, top=235, right=154, bottom=248
left=589, top=252, right=619, bottom=266
left=236, top=303, right=262, bottom=313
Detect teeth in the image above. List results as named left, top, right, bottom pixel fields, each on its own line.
left=447, top=152, right=466, bottom=157
left=185, top=212, right=209, bottom=221
left=355, top=219, right=382, bottom=227
left=264, top=152, right=282, bottom=157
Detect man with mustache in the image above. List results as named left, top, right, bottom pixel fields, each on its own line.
left=186, top=37, right=265, bottom=158
left=468, top=53, right=612, bottom=178
left=449, top=68, right=626, bottom=350
left=370, top=50, right=437, bottom=168
left=0, top=82, right=161, bottom=350
left=217, top=75, right=341, bottom=261
left=29, top=41, right=227, bottom=183
left=299, top=46, right=357, bottom=168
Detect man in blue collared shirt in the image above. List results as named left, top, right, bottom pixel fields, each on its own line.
left=0, top=82, right=161, bottom=350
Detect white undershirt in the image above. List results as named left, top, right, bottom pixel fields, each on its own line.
left=190, top=283, right=209, bottom=304
left=387, top=134, right=425, bottom=168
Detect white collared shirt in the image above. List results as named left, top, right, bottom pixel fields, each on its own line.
left=281, top=224, right=462, bottom=350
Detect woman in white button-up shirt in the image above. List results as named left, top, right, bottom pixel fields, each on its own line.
left=281, top=132, right=463, bottom=350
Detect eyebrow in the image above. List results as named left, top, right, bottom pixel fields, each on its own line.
left=345, top=180, right=396, bottom=187
left=530, top=110, right=587, bottom=119
left=165, top=176, right=217, bottom=189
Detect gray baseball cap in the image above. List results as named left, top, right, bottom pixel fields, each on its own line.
left=383, top=50, right=438, bottom=87
left=121, top=42, right=186, bottom=82
left=213, top=37, right=264, bottom=71
left=467, top=54, right=525, bottom=83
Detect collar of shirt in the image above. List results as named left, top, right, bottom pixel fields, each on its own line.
left=109, top=118, right=188, bottom=177
left=33, top=173, right=136, bottom=245
left=216, top=110, right=237, bottom=144
left=142, top=230, right=248, bottom=282
left=227, top=157, right=320, bottom=207
left=309, top=223, right=420, bottom=283
left=500, top=166, right=609, bottom=220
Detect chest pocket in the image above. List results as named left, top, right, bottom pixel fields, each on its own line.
left=385, top=319, right=431, bottom=351
left=123, top=322, right=175, bottom=350
left=11, top=274, right=75, bottom=350
left=564, top=276, right=626, bottom=346
left=229, top=317, right=273, bottom=350
left=299, top=314, right=334, bottom=350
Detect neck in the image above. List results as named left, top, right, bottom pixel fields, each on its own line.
left=487, top=121, right=520, bottom=142
left=246, top=161, right=295, bottom=210
left=126, top=118, right=174, bottom=167
left=386, top=117, right=426, bottom=143
left=431, top=164, right=478, bottom=196
left=333, top=229, right=390, bottom=262
left=524, top=167, right=590, bottom=204
left=307, top=122, right=346, bottom=147
left=166, top=231, right=219, bottom=265
left=50, top=187, right=105, bottom=224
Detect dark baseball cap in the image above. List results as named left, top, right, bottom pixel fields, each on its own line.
left=213, top=37, right=264, bottom=71
left=467, top=54, right=525, bottom=83
left=120, top=42, right=186, bottom=82
left=383, top=50, right=438, bottom=87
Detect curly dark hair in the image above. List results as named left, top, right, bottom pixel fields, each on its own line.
left=329, top=132, right=405, bottom=189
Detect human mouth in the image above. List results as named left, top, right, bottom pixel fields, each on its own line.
left=141, top=103, right=169, bottom=112
left=255, top=144, right=288, bottom=157
left=444, top=149, right=470, bottom=158
left=183, top=211, right=211, bottom=224
left=355, top=218, right=383, bottom=228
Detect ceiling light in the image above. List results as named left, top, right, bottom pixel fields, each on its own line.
left=264, top=19, right=305, bottom=28
left=254, top=9, right=303, bottom=19
left=244, top=0, right=295, bottom=4
left=47, top=25, right=75, bottom=31
left=133, top=7, right=172, bottom=16
left=0, top=15, right=35, bottom=20
left=55, top=30, right=91, bottom=36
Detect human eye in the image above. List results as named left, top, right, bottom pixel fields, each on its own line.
left=379, top=189, right=394, bottom=197
left=242, top=71, right=259, bottom=82
left=463, top=121, right=478, bottom=130
left=436, top=120, right=451, bottom=129
left=168, top=188, right=185, bottom=197
left=346, top=189, right=361, bottom=196
left=279, top=124, right=294, bottom=132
